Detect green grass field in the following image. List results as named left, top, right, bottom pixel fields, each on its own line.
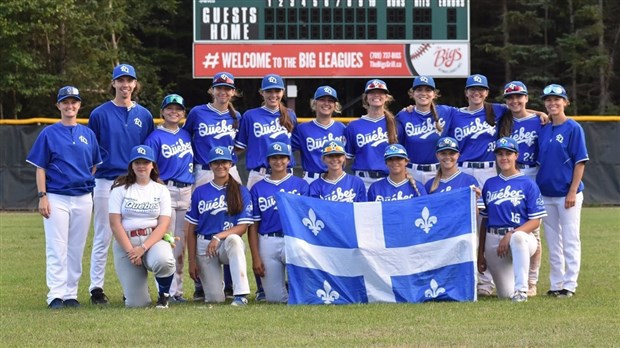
left=1, top=208, right=618, bottom=347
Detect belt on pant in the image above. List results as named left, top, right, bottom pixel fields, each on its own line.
left=252, top=167, right=293, bottom=175
left=406, top=163, right=439, bottom=172
left=197, top=234, right=213, bottom=240
left=355, top=170, right=387, bottom=179
left=262, top=232, right=284, bottom=238
left=459, top=161, right=494, bottom=169
left=304, top=171, right=324, bottom=179
left=517, top=163, right=537, bottom=169
left=164, top=179, right=191, bottom=188
left=487, top=227, right=514, bottom=235
left=128, top=228, right=152, bottom=237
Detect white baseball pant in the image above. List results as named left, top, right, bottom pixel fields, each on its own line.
left=516, top=166, right=543, bottom=287
left=258, top=234, right=288, bottom=303
left=89, top=178, right=114, bottom=292
left=485, top=230, right=537, bottom=298
left=43, top=193, right=93, bottom=304
left=196, top=234, right=250, bottom=302
left=405, top=166, right=437, bottom=184
left=166, top=184, right=191, bottom=297
left=113, top=238, right=175, bottom=307
left=542, top=192, right=583, bottom=292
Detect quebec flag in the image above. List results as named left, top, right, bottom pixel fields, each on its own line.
left=275, top=187, right=477, bottom=305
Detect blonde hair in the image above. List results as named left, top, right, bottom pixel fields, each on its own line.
left=310, top=99, right=343, bottom=114
left=408, top=87, right=443, bottom=133
left=208, top=87, right=242, bottom=129
left=361, top=93, right=398, bottom=144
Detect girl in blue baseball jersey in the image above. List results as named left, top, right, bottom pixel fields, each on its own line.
left=88, top=64, right=154, bottom=305
left=368, top=144, right=427, bottom=201
left=397, top=76, right=457, bottom=184
left=144, top=94, right=194, bottom=302
left=478, top=137, right=547, bottom=302
left=291, top=86, right=347, bottom=184
left=236, top=73, right=297, bottom=189
left=309, top=140, right=367, bottom=202
left=248, top=142, right=310, bottom=303
left=185, top=72, right=242, bottom=187
left=186, top=147, right=253, bottom=306
left=109, top=145, right=175, bottom=308
left=425, top=137, right=481, bottom=196
left=499, top=81, right=544, bottom=297
left=345, top=79, right=400, bottom=191
left=27, top=86, right=102, bottom=309
left=536, top=84, right=588, bottom=298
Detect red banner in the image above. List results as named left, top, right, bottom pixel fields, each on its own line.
left=193, top=43, right=469, bottom=78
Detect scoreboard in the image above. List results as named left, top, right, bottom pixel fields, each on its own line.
left=194, top=0, right=470, bottom=78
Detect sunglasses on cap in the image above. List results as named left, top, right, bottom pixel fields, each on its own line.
left=323, top=143, right=345, bottom=153
left=213, top=74, right=235, bottom=86
left=543, top=85, right=565, bottom=95
left=504, top=85, right=525, bottom=94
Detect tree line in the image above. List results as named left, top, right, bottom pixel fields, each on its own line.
left=1, top=0, right=618, bottom=119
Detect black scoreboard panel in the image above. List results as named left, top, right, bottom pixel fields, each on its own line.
left=195, top=0, right=469, bottom=42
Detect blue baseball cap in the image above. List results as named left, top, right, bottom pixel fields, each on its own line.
left=503, top=81, right=528, bottom=97
left=384, top=144, right=409, bottom=160
left=541, top=84, right=568, bottom=100
left=261, top=74, right=285, bottom=90
left=267, top=142, right=291, bottom=158
left=314, top=86, right=339, bottom=101
left=436, top=137, right=460, bottom=153
left=494, top=137, right=519, bottom=153
left=207, top=146, right=233, bottom=163
left=57, top=86, right=81, bottom=102
left=465, top=74, right=489, bottom=89
left=365, top=79, right=389, bottom=93
left=212, top=72, right=236, bottom=89
left=322, top=140, right=346, bottom=156
left=160, top=94, right=185, bottom=110
left=112, top=64, right=137, bottom=80
left=413, top=76, right=436, bottom=89
left=130, top=145, right=155, bottom=163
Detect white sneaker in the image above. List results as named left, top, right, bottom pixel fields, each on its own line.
left=511, top=291, right=528, bottom=303
left=231, top=296, right=248, bottom=306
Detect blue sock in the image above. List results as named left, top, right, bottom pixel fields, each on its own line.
left=156, top=275, right=174, bottom=295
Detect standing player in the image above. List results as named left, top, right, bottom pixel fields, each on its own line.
left=236, top=73, right=297, bottom=189
left=184, top=72, right=242, bottom=187
left=536, top=84, right=588, bottom=298
left=309, top=141, right=366, bottom=202
left=478, top=137, right=547, bottom=302
left=367, top=144, right=427, bottom=201
left=27, top=86, right=102, bottom=309
left=248, top=142, right=310, bottom=303
left=88, top=64, right=154, bottom=304
left=396, top=76, right=456, bottom=184
left=109, top=145, right=175, bottom=308
left=499, top=81, right=544, bottom=296
left=425, top=137, right=480, bottom=196
left=186, top=147, right=253, bottom=306
left=144, top=94, right=193, bottom=303
left=291, top=86, right=346, bottom=184
left=345, top=79, right=400, bottom=191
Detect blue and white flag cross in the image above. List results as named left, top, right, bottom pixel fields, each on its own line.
left=275, top=187, right=478, bottom=305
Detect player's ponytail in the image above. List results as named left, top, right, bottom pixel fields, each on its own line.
left=483, top=102, right=496, bottom=127
left=406, top=173, right=422, bottom=197
left=225, top=173, right=243, bottom=216
left=498, top=111, right=514, bottom=138
left=428, top=168, right=442, bottom=194
left=430, top=102, right=443, bottom=134
left=278, top=102, right=294, bottom=133
left=385, top=110, right=398, bottom=144
left=227, top=104, right=239, bottom=130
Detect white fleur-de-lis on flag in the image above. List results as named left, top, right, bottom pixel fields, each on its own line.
left=414, top=206, right=437, bottom=234
left=316, top=280, right=340, bottom=304
left=302, top=208, right=324, bottom=236
left=424, top=279, right=446, bottom=299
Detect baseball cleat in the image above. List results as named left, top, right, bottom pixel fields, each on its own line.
left=48, top=298, right=65, bottom=309
left=511, top=291, right=528, bottom=303
left=546, top=290, right=562, bottom=297
left=171, top=295, right=187, bottom=303
left=63, top=299, right=80, bottom=308
left=231, top=296, right=248, bottom=306
left=90, top=288, right=109, bottom=305
left=254, top=290, right=266, bottom=302
left=558, top=289, right=574, bottom=298
left=156, top=293, right=170, bottom=309
left=477, top=288, right=493, bottom=297
left=193, top=288, right=205, bottom=302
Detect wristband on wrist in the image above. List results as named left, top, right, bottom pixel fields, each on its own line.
left=212, top=236, right=221, bottom=242
left=141, top=243, right=148, bottom=251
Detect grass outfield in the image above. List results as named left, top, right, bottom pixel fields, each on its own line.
left=1, top=208, right=618, bottom=347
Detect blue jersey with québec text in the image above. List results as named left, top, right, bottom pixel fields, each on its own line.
left=368, top=177, right=427, bottom=201
left=26, top=123, right=102, bottom=196
left=291, top=119, right=347, bottom=173
left=309, top=173, right=367, bottom=202
left=425, top=170, right=480, bottom=194
left=396, top=105, right=457, bottom=164
left=481, top=173, right=547, bottom=228
left=345, top=116, right=400, bottom=174
left=184, top=103, right=240, bottom=165
left=144, top=126, right=195, bottom=184
left=449, top=104, right=507, bottom=162
left=536, top=119, right=589, bottom=197
left=88, top=101, right=154, bottom=179
left=250, top=174, right=309, bottom=234
left=235, top=106, right=297, bottom=170
left=185, top=181, right=253, bottom=236
left=510, top=114, right=541, bottom=166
